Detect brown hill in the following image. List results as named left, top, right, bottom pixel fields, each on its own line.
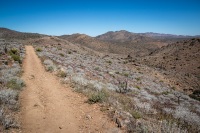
left=59, top=34, right=133, bottom=55
left=59, top=32, right=161, bottom=57
left=96, top=30, right=193, bottom=42
left=96, top=30, right=152, bottom=42
left=96, top=30, right=168, bottom=56
left=0, top=27, right=45, bottom=40
left=140, top=38, right=200, bottom=93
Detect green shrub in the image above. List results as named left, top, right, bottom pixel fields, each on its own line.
left=7, top=79, right=25, bottom=90
left=57, top=70, right=67, bottom=78
left=47, top=66, right=54, bottom=72
left=9, top=48, right=18, bottom=55
left=106, top=60, right=112, bottom=64
left=11, top=54, right=21, bottom=63
left=136, top=86, right=141, bottom=90
left=171, top=86, right=176, bottom=90
left=87, top=90, right=108, bottom=104
left=9, top=48, right=21, bottom=63
left=123, top=73, right=129, bottom=77
left=58, top=47, right=62, bottom=50
left=162, top=91, right=170, bottom=95
left=59, top=53, right=64, bottom=57
left=135, top=77, right=141, bottom=81
left=94, top=67, right=99, bottom=71
left=36, top=48, right=42, bottom=52
left=131, top=111, right=142, bottom=119
left=115, top=71, right=120, bottom=74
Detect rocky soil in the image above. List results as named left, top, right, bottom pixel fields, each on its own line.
left=140, top=38, right=200, bottom=95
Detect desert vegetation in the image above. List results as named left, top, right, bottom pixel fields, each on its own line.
left=34, top=38, right=200, bottom=132
left=0, top=39, right=25, bottom=131
left=0, top=28, right=199, bottom=132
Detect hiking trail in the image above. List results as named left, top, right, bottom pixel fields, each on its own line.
left=20, top=46, right=118, bottom=133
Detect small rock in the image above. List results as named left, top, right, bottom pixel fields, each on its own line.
left=85, top=114, right=92, bottom=120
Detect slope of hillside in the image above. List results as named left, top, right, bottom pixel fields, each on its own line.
left=140, top=38, right=200, bottom=94
left=59, top=34, right=133, bottom=55
left=96, top=30, right=152, bottom=42
left=97, top=30, right=193, bottom=42
left=33, top=38, right=200, bottom=132
left=0, top=28, right=44, bottom=40
left=59, top=32, right=161, bottom=57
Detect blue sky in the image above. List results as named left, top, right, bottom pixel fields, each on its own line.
left=0, top=0, right=200, bottom=36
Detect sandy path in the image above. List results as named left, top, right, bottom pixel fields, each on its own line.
left=20, top=46, right=118, bottom=133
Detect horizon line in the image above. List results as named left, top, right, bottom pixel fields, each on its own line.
left=0, top=27, right=199, bottom=37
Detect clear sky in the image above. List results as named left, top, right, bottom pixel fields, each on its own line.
left=0, top=0, right=200, bottom=36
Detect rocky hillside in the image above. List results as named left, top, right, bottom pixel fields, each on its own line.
left=0, top=28, right=45, bottom=40
left=34, top=38, right=200, bottom=132
left=59, top=34, right=133, bottom=55
left=96, top=30, right=193, bottom=42
left=59, top=32, right=160, bottom=57
left=96, top=30, right=152, bottom=42
left=140, top=38, right=200, bottom=95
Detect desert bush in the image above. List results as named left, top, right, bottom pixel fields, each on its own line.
left=9, top=48, right=18, bottom=55
left=106, top=60, right=112, bottom=64
left=0, top=67, right=21, bottom=84
left=123, top=73, right=129, bottom=77
left=116, top=79, right=130, bottom=93
left=59, top=53, right=64, bottom=57
left=57, top=70, right=67, bottom=78
left=58, top=47, right=62, bottom=50
left=115, top=71, right=120, bottom=74
left=43, top=59, right=56, bottom=72
left=6, top=78, right=25, bottom=90
left=136, top=86, right=141, bottom=90
left=94, top=67, right=99, bottom=71
left=47, top=66, right=54, bottom=72
left=0, top=89, right=19, bottom=104
left=135, top=77, right=141, bottom=81
left=9, top=48, right=21, bottom=63
left=44, top=59, right=53, bottom=66
left=11, top=54, right=21, bottom=63
left=0, top=108, right=19, bottom=129
left=71, top=75, right=89, bottom=86
left=36, top=48, right=42, bottom=52
left=131, top=111, right=142, bottom=119
left=87, top=90, right=109, bottom=104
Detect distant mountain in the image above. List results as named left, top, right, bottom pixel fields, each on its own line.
left=96, top=30, right=152, bottom=42
left=96, top=30, right=194, bottom=42
left=0, top=28, right=45, bottom=40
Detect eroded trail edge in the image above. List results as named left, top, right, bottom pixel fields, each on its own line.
left=20, top=46, right=117, bottom=133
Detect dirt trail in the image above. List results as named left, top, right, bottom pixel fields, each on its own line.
left=20, top=46, right=118, bottom=133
